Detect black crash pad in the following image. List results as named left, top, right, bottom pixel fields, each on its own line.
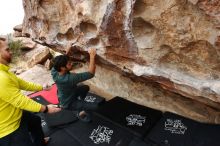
left=44, top=110, right=78, bottom=127
left=37, top=113, right=59, bottom=137
left=32, top=96, right=79, bottom=136
left=32, top=95, right=57, bottom=136
left=128, top=138, right=155, bottom=146
left=37, top=109, right=78, bottom=137
left=192, top=123, right=220, bottom=146
left=146, top=112, right=200, bottom=146
left=64, top=113, right=134, bottom=146
left=83, top=92, right=106, bottom=109
left=47, top=129, right=82, bottom=146
left=94, top=96, right=162, bottom=137
left=31, top=95, right=51, bottom=105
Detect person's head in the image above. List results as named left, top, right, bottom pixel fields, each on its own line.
left=53, top=55, right=73, bottom=72
left=0, top=40, right=12, bottom=65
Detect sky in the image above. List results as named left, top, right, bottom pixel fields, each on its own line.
left=0, top=0, right=24, bottom=35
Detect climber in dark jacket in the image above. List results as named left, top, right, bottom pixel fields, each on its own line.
left=51, top=48, right=96, bottom=121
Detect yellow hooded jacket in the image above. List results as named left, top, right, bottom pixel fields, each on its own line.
left=0, top=63, right=43, bottom=138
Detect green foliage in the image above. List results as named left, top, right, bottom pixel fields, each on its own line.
left=7, top=35, right=24, bottom=62
left=8, top=39, right=23, bottom=55
left=8, top=35, right=23, bottom=56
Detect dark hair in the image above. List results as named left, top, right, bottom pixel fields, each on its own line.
left=53, top=55, right=70, bottom=72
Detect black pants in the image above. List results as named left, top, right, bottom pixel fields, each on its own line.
left=0, top=111, right=45, bottom=146
left=68, top=85, right=91, bottom=111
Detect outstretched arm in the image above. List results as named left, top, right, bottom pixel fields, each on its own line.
left=68, top=48, right=96, bottom=85
left=88, top=48, right=96, bottom=75
left=0, top=75, right=60, bottom=113
left=16, top=77, right=43, bottom=91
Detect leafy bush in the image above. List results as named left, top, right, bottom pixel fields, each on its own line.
left=8, top=39, right=23, bottom=55
left=7, top=34, right=23, bottom=53
left=7, top=35, right=24, bottom=63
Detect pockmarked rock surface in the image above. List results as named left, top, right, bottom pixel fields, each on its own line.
left=22, top=0, right=220, bottom=123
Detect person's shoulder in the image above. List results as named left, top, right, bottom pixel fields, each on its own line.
left=51, top=67, right=58, bottom=76
left=0, top=70, right=9, bottom=77
left=0, top=71, right=11, bottom=83
left=85, top=71, right=94, bottom=76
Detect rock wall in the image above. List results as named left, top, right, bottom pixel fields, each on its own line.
left=22, top=0, right=220, bottom=123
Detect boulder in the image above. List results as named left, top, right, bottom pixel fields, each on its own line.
left=22, top=0, right=220, bottom=123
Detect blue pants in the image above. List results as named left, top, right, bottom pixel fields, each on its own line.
left=0, top=111, right=45, bottom=146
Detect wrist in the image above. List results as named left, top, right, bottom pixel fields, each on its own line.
left=43, top=105, right=48, bottom=113
left=90, top=55, right=95, bottom=59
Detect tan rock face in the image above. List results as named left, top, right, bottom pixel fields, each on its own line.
left=27, top=46, right=51, bottom=68
left=13, top=24, right=23, bottom=32
left=14, top=37, right=37, bottom=50
left=197, top=0, right=220, bottom=26
left=80, top=65, right=220, bottom=123
left=22, top=0, right=220, bottom=123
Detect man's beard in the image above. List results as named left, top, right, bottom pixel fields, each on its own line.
left=5, top=56, right=12, bottom=64
left=0, top=55, right=11, bottom=64
left=7, top=58, right=11, bottom=63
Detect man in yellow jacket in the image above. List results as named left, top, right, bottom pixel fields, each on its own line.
left=0, top=40, right=61, bottom=146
